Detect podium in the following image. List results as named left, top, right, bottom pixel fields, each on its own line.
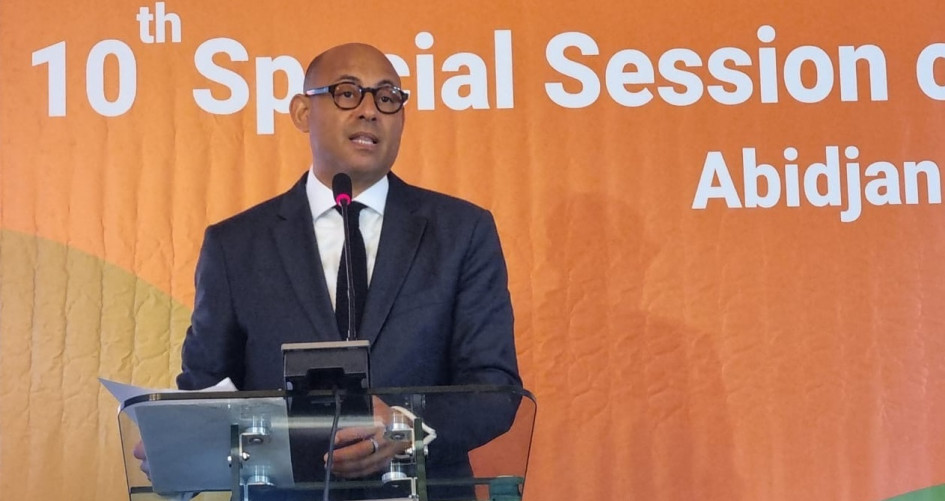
left=118, top=386, right=535, bottom=501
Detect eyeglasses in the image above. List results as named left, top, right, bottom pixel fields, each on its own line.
left=303, top=82, right=410, bottom=114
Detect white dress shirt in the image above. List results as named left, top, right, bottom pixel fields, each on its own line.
left=305, top=169, right=387, bottom=310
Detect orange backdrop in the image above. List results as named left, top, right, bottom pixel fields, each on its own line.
left=3, top=1, right=945, bottom=500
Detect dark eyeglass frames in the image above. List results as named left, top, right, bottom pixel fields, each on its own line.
left=303, top=82, right=410, bottom=114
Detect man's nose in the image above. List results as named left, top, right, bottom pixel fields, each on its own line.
left=356, top=91, right=379, bottom=120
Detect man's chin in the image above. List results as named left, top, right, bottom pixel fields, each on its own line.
left=345, top=166, right=391, bottom=187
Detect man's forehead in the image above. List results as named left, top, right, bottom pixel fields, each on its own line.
left=315, top=45, right=400, bottom=86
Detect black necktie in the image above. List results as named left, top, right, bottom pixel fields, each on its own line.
left=336, top=202, right=367, bottom=339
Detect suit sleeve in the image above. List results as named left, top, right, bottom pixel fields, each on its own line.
left=421, top=210, right=523, bottom=464
left=177, top=227, right=247, bottom=390
left=449, top=209, right=521, bottom=387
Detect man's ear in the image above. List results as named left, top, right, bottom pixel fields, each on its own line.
left=289, top=94, right=310, bottom=132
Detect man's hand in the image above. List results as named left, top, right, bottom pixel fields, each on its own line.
left=323, top=397, right=409, bottom=478
left=132, top=440, right=151, bottom=479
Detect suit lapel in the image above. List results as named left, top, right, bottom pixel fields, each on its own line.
left=273, top=175, right=338, bottom=340
left=359, top=174, right=427, bottom=345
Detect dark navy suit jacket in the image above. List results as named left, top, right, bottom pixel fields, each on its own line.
left=177, top=172, right=521, bottom=466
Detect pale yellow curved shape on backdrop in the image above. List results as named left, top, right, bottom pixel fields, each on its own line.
left=0, top=229, right=191, bottom=500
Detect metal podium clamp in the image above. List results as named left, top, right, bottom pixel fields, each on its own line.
left=241, top=415, right=275, bottom=492
left=242, top=415, right=271, bottom=445
left=379, top=412, right=430, bottom=501
left=227, top=419, right=276, bottom=501
left=382, top=410, right=413, bottom=483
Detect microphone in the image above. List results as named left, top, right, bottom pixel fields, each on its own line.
left=332, top=173, right=352, bottom=207
left=331, top=173, right=357, bottom=341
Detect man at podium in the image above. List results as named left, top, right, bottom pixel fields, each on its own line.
left=150, top=41, right=521, bottom=490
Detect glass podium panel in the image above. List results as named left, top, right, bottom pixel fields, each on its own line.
left=118, top=386, right=535, bottom=501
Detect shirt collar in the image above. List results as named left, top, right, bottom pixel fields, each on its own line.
left=306, top=168, right=389, bottom=220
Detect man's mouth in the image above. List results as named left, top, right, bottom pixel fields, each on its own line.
left=349, top=133, right=378, bottom=145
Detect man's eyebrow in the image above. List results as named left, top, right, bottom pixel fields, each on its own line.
left=333, top=74, right=363, bottom=84
left=332, top=75, right=399, bottom=88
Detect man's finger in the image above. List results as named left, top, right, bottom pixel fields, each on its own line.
left=132, top=440, right=151, bottom=477
left=326, top=437, right=393, bottom=478
left=333, top=426, right=380, bottom=446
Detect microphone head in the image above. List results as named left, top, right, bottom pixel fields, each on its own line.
left=332, top=173, right=352, bottom=206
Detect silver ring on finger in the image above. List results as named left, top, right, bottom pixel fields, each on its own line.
left=369, top=437, right=380, bottom=455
